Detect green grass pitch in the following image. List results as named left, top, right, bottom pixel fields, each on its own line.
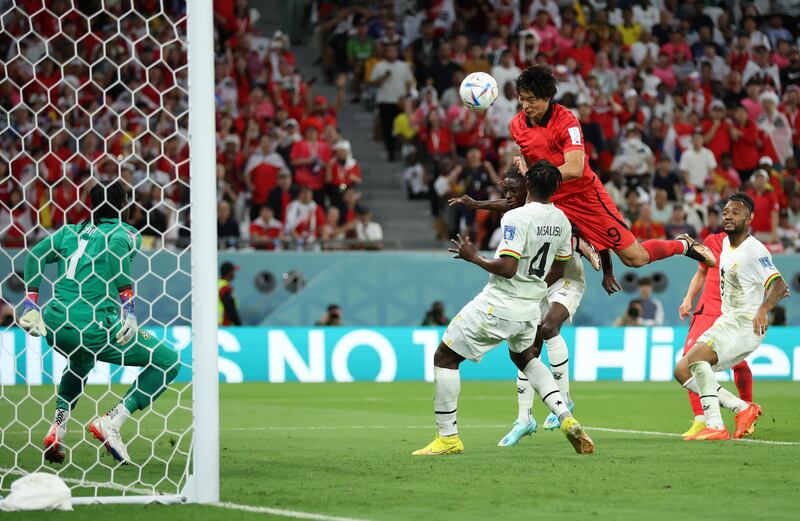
left=2, top=381, right=800, bottom=520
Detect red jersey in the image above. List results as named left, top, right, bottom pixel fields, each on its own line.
left=509, top=104, right=594, bottom=198
left=695, top=232, right=724, bottom=316
left=746, top=188, right=779, bottom=233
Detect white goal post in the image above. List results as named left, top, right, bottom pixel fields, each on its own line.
left=0, top=0, right=218, bottom=506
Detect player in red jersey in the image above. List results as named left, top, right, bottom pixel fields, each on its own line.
left=510, top=66, right=715, bottom=268
left=677, top=232, right=752, bottom=439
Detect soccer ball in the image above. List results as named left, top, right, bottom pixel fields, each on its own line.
left=459, top=72, right=499, bottom=111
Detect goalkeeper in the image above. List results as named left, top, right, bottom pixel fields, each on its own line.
left=18, top=181, right=180, bottom=465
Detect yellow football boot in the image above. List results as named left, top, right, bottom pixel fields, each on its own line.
left=412, top=434, right=464, bottom=456
left=682, top=420, right=707, bottom=440
left=560, top=416, right=595, bottom=454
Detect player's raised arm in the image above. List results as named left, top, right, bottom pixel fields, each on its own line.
left=447, top=195, right=508, bottom=212
left=18, top=231, right=62, bottom=336
left=448, top=233, right=519, bottom=279
left=599, top=249, right=621, bottom=295
left=679, top=265, right=708, bottom=320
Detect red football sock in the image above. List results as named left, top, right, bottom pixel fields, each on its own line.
left=733, top=361, right=753, bottom=402
left=641, top=240, right=685, bottom=263
left=687, top=390, right=704, bottom=418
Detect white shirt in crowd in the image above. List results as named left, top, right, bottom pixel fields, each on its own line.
left=633, top=3, right=660, bottom=32
left=631, top=40, right=659, bottom=66
left=611, top=137, right=654, bottom=176
left=491, top=63, right=522, bottom=93
left=370, top=59, right=414, bottom=104
left=757, top=110, right=793, bottom=164
left=487, top=94, right=519, bottom=139
left=679, top=146, right=717, bottom=188
left=356, top=220, right=383, bottom=242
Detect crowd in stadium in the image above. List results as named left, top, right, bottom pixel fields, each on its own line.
left=2, top=1, right=800, bottom=253
left=0, top=0, right=381, bottom=252
left=317, top=0, right=800, bottom=252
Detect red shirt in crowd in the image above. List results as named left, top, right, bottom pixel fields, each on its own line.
left=249, top=217, right=283, bottom=249
left=328, top=159, right=362, bottom=188
left=745, top=188, right=779, bottom=233
left=731, top=121, right=760, bottom=171
left=701, top=119, right=731, bottom=162
left=420, top=126, right=454, bottom=156
left=291, top=139, right=331, bottom=191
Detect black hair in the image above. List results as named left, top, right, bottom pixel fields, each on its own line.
left=505, top=165, right=523, bottom=181
left=90, top=181, right=128, bottom=223
left=638, top=277, right=653, bottom=287
left=708, top=207, right=719, bottom=216
left=728, top=192, right=755, bottom=214
left=625, top=189, right=639, bottom=199
left=220, top=261, right=236, bottom=278
left=327, top=303, right=340, bottom=312
left=516, top=66, right=557, bottom=100
left=525, top=160, right=562, bottom=200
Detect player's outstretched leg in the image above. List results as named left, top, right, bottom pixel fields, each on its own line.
left=88, top=330, right=180, bottom=464
left=519, top=357, right=593, bottom=454
left=617, top=235, right=716, bottom=268
left=498, top=371, right=537, bottom=447
left=43, top=323, right=95, bottom=464
left=414, top=344, right=465, bottom=456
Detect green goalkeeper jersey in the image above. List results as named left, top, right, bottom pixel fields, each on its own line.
left=24, top=218, right=142, bottom=326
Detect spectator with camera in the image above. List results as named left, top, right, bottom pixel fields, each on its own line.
left=316, top=304, right=343, bottom=326
left=421, top=301, right=449, bottom=326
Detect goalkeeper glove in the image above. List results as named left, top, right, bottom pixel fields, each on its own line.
left=18, top=292, right=46, bottom=337
left=116, top=289, right=138, bottom=346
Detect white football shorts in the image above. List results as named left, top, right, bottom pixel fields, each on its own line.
left=539, top=278, right=586, bottom=322
left=442, top=299, right=539, bottom=362
left=697, top=314, right=763, bottom=371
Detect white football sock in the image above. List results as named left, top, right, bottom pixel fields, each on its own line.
left=434, top=366, right=460, bottom=437
left=546, top=334, right=571, bottom=404
left=516, top=370, right=534, bottom=423
left=107, top=403, right=131, bottom=430
left=690, top=361, right=724, bottom=430
left=523, top=358, right=570, bottom=421
left=717, top=385, right=748, bottom=413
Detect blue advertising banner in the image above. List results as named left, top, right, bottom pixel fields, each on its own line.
left=2, top=326, right=799, bottom=385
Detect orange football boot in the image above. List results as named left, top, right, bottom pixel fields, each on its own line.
left=734, top=403, right=762, bottom=439
left=686, top=426, right=730, bottom=441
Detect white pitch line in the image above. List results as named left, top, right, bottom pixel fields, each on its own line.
left=223, top=423, right=800, bottom=446
left=584, top=426, right=800, bottom=446
left=214, top=501, right=373, bottom=521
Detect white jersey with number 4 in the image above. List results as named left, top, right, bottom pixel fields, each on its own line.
left=473, top=201, right=572, bottom=321
left=719, top=235, right=781, bottom=318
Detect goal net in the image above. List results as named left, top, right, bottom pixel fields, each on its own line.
left=0, top=0, right=217, bottom=504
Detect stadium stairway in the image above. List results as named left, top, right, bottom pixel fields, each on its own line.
left=255, top=1, right=440, bottom=250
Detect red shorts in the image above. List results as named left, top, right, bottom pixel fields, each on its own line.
left=683, top=313, right=719, bottom=354
left=551, top=175, right=637, bottom=251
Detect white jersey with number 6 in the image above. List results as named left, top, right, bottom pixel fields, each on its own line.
left=719, top=235, right=781, bottom=318
left=473, top=201, right=572, bottom=321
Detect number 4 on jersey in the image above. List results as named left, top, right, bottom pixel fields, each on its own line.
left=528, top=242, right=551, bottom=278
